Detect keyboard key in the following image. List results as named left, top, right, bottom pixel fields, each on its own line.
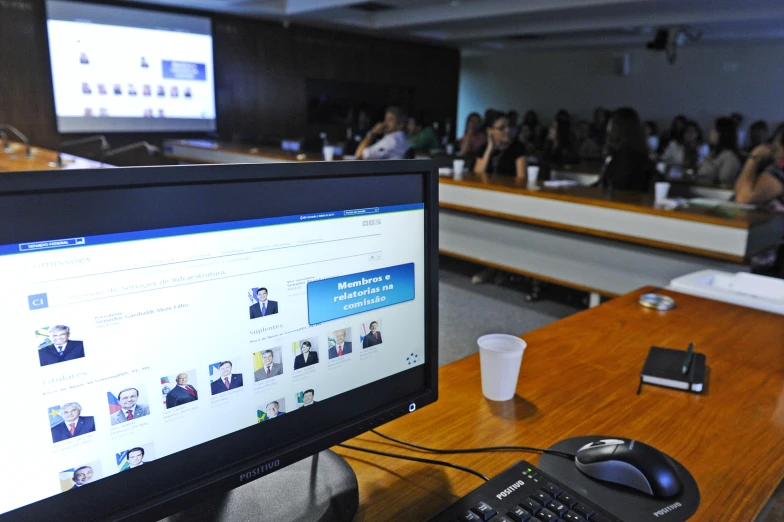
left=588, top=514, right=612, bottom=522
left=543, top=483, right=562, bottom=497
left=532, top=490, right=551, bottom=504
left=562, top=511, right=585, bottom=522
left=460, top=510, right=483, bottom=522
left=533, top=508, right=559, bottom=521
left=572, top=503, right=595, bottom=519
left=545, top=500, right=567, bottom=517
left=471, top=502, right=497, bottom=521
left=495, top=518, right=514, bottom=522
left=520, top=498, right=541, bottom=514
left=507, top=506, right=531, bottom=522
left=556, top=493, right=577, bottom=508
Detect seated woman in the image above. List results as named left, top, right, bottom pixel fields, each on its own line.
left=696, top=117, right=742, bottom=186
left=661, top=120, right=708, bottom=170
left=744, top=120, right=769, bottom=155
left=735, top=129, right=784, bottom=207
left=459, top=112, right=487, bottom=157
left=473, top=112, right=527, bottom=182
left=658, top=114, right=687, bottom=155
left=599, top=107, right=654, bottom=192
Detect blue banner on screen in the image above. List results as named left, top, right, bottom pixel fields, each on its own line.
left=162, top=60, right=207, bottom=81
left=307, top=263, right=415, bottom=325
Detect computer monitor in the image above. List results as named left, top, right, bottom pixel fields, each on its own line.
left=0, top=160, right=438, bottom=520
left=46, top=0, right=217, bottom=133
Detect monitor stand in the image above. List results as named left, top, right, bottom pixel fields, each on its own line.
left=161, top=450, right=358, bottom=522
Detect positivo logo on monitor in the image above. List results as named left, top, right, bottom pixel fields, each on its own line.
left=239, top=459, right=281, bottom=482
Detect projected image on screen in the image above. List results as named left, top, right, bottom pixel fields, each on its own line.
left=46, top=0, right=216, bottom=133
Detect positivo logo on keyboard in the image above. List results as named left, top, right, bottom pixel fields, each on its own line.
left=496, top=480, right=525, bottom=500
left=653, top=502, right=682, bottom=517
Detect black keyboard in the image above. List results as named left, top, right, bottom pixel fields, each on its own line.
left=427, top=460, right=622, bottom=522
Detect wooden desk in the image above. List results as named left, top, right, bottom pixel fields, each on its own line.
left=335, top=287, right=784, bottom=521
left=439, top=175, right=784, bottom=298
left=0, top=141, right=108, bottom=172
left=163, top=139, right=328, bottom=164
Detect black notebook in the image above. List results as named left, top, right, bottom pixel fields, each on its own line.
left=639, top=346, right=706, bottom=393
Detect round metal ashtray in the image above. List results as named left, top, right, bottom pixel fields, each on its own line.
left=638, top=293, right=676, bottom=311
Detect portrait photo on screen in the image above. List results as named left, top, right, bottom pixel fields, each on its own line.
left=257, top=397, right=286, bottom=423
left=209, top=359, right=244, bottom=395
left=361, top=320, right=383, bottom=348
left=162, top=370, right=199, bottom=409
left=59, top=460, right=102, bottom=492
left=49, top=400, right=96, bottom=444
left=296, top=388, right=316, bottom=408
left=249, top=286, right=279, bottom=319
left=328, top=327, right=353, bottom=359
left=116, top=442, right=155, bottom=472
left=293, top=337, right=319, bottom=370
left=109, top=385, right=150, bottom=425
left=37, top=324, right=86, bottom=367
left=253, top=347, right=283, bottom=382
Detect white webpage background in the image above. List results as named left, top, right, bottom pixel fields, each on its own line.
left=0, top=210, right=425, bottom=515
left=47, top=20, right=216, bottom=119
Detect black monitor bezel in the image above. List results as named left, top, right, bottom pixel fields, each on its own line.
left=0, top=160, right=439, bottom=521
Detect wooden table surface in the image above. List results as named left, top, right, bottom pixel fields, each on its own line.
left=0, top=141, right=107, bottom=172
left=441, top=174, right=773, bottom=229
left=335, top=287, right=784, bottom=521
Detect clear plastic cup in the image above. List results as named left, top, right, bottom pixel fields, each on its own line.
left=655, top=181, right=671, bottom=203
left=323, top=146, right=335, bottom=161
left=478, top=334, right=527, bottom=401
left=527, top=165, right=540, bottom=188
left=453, top=159, right=465, bottom=180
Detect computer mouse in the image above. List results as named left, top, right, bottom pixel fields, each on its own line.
left=574, top=439, right=682, bottom=497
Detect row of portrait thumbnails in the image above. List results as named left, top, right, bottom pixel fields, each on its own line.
left=36, top=318, right=383, bottom=368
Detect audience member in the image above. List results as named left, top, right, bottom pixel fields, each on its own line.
left=745, top=120, right=769, bottom=154
left=542, top=109, right=578, bottom=164
left=517, top=123, right=537, bottom=155
left=661, top=120, right=707, bottom=169
left=697, top=117, right=742, bottom=186
left=507, top=110, right=520, bottom=140
left=731, top=112, right=745, bottom=150
left=643, top=121, right=659, bottom=157
left=735, top=129, right=784, bottom=207
left=599, top=107, right=654, bottom=192
left=473, top=112, right=527, bottom=181
left=590, top=107, right=611, bottom=147
left=659, top=114, right=687, bottom=154
left=522, top=110, right=544, bottom=145
left=576, top=121, right=601, bottom=159
left=406, top=114, right=440, bottom=154
left=459, top=112, right=487, bottom=157
left=355, top=106, right=409, bottom=160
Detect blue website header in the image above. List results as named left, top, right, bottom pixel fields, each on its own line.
left=3, top=203, right=423, bottom=257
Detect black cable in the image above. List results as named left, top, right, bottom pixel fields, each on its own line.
left=370, top=429, right=576, bottom=461
left=337, top=443, right=489, bottom=482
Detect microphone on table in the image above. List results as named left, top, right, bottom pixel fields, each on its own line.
left=50, top=135, right=110, bottom=168
left=0, top=124, right=33, bottom=157
left=101, top=141, right=160, bottom=165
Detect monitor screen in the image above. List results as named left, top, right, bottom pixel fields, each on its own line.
left=46, top=0, right=217, bottom=133
left=0, top=161, right=438, bottom=520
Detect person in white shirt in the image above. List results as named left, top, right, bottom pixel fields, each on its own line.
left=697, top=117, right=742, bottom=186
left=355, top=106, right=409, bottom=160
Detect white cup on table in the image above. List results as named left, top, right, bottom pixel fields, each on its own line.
left=478, top=334, right=527, bottom=401
left=655, top=182, right=671, bottom=204
left=322, top=146, right=335, bottom=161
left=527, top=165, right=540, bottom=188
left=453, top=159, right=465, bottom=180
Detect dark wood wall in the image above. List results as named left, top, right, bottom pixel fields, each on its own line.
left=0, top=0, right=460, bottom=156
